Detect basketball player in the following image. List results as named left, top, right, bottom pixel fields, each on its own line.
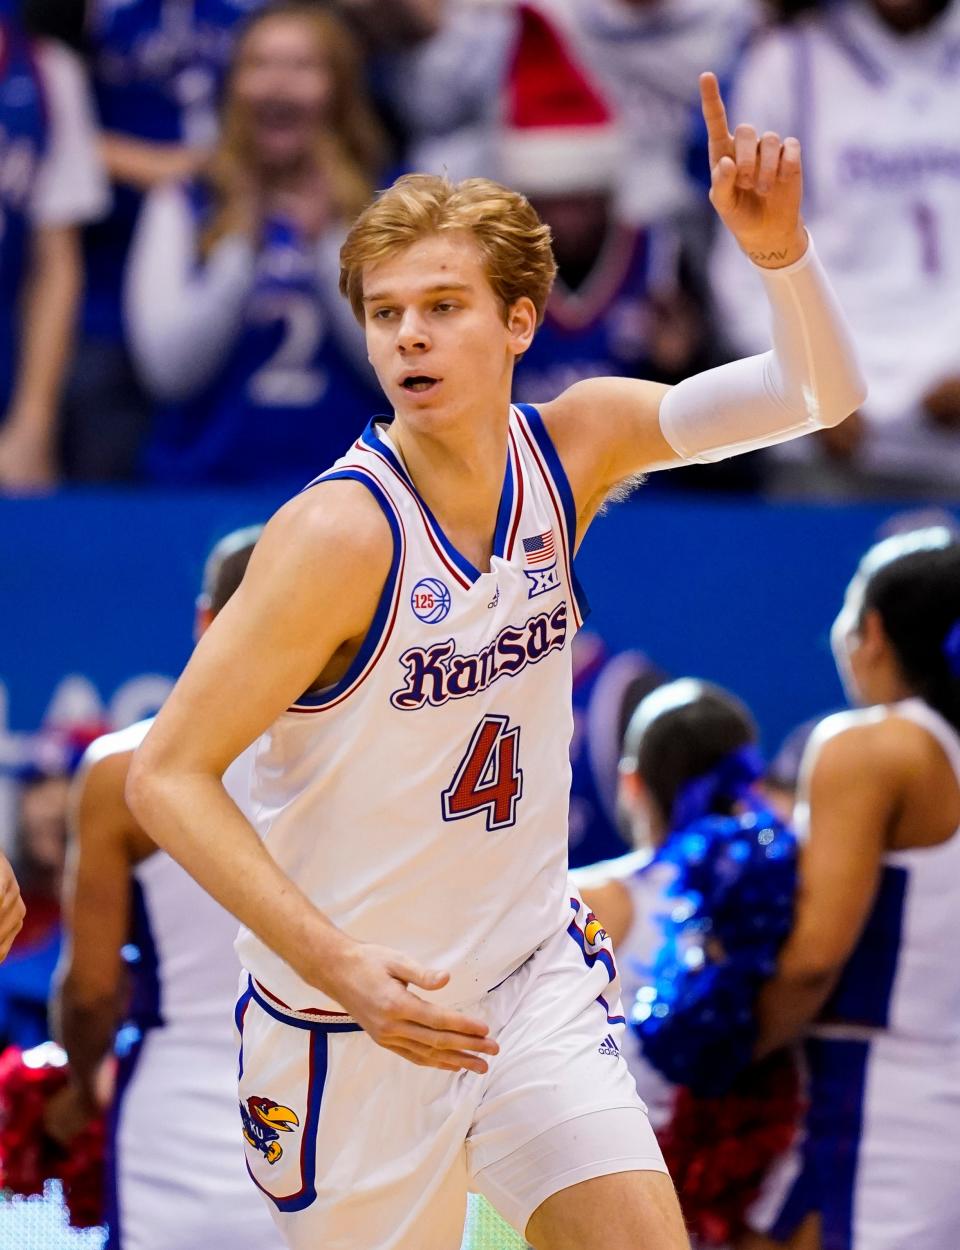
left=744, top=527, right=960, bottom=1250
left=127, top=75, right=866, bottom=1250
left=50, top=527, right=283, bottom=1250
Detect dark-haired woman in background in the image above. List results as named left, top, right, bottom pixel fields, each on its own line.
left=126, top=3, right=385, bottom=488
left=747, top=526, right=960, bottom=1250
left=577, top=679, right=799, bottom=1247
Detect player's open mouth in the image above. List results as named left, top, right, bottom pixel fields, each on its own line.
left=400, top=376, right=440, bottom=393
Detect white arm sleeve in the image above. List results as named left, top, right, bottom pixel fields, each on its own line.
left=658, top=235, right=867, bottom=465
left=124, top=182, right=256, bottom=402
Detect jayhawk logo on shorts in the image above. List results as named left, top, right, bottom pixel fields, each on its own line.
left=240, top=1095, right=300, bottom=1165
left=583, top=915, right=608, bottom=951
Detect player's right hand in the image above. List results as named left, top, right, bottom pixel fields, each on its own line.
left=0, top=854, right=25, bottom=962
left=327, top=942, right=500, bottom=1074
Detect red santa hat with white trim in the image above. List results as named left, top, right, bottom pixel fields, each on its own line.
left=499, top=4, right=624, bottom=196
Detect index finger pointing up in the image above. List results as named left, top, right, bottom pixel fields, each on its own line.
left=700, top=71, right=733, bottom=161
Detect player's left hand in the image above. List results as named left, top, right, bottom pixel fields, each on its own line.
left=700, top=71, right=807, bottom=269
left=0, top=854, right=24, bottom=962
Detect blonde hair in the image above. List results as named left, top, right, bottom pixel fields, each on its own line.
left=201, top=3, right=385, bottom=257
left=339, top=174, right=557, bottom=325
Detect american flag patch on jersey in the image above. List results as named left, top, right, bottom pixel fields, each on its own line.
left=522, top=530, right=556, bottom=566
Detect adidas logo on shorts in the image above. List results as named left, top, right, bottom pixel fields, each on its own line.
left=598, top=1033, right=620, bottom=1057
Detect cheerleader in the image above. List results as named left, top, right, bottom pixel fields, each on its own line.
left=576, top=679, right=798, bottom=1247
left=47, top=528, right=283, bottom=1250
left=748, top=526, right=960, bottom=1250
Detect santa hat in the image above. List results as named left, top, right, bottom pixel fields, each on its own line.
left=500, top=4, right=623, bottom=196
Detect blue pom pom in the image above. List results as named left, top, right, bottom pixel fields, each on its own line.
left=629, top=810, right=797, bottom=1096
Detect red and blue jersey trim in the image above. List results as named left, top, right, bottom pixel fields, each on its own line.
left=359, top=422, right=473, bottom=588
left=289, top=466, right=406, bottom=712
left=246, top=976, right=361, bottom=1033
left=496, top=424, right=525, bottom=563
left=566, top=896, right=617, bottom=983
left=358, top=417, right=521, bottom=588
left=235, top=983, right=252, bottom=1081
left=596, top=993, right=626, bottom=1027
left=514, top=403, right=590, bottom=627
left=237, top=978, right=361, bottom=1214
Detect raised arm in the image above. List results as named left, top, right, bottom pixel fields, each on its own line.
left=125, top=182, right=256, bottom=401
left=126, top=483, right=498, bottom=1072
left=541, top=73, right=866, bottom=530
left=99, top=134, right=207, bottom=193
left=0, top=224, right=80, bottom=490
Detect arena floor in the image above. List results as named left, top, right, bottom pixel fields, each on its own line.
left=0, top=1183, right=105, bottom=1250
left=1, top=1188, right=528, bottom=1249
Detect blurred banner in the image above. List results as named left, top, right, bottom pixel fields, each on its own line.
left=2, top=489, right=957, bottom=769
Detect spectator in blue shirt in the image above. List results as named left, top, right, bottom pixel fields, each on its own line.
left=126, top=2, right=386, bottom=488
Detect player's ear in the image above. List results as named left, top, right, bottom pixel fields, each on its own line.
left=859, top=606, right=890, bottom=663
left=506, top=297, right=537, bottom=356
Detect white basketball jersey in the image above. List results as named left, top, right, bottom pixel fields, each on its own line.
left=235, top=404, right=587, bottom=1011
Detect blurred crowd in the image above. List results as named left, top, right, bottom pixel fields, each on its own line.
left=3, top=0, right=960, bottom=499
left=3, top=3, right=960, bottom=1244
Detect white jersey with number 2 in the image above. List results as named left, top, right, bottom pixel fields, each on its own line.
left=235, top=403, right=587, bottom=1010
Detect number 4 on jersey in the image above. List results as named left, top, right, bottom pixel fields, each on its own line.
left=442, top=715, right=523, bottom=832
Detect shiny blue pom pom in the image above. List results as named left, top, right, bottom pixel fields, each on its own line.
left=630, top=810, right=797, bottom=1096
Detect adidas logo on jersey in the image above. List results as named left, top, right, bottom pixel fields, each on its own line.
left=598, top=1034, right=620, bottom=1057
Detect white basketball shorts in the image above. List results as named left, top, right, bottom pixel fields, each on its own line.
left=234, top=891, right=667, bottom=1250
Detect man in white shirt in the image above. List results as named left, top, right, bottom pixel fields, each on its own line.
left=710, top=0, right=960, bottom=498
